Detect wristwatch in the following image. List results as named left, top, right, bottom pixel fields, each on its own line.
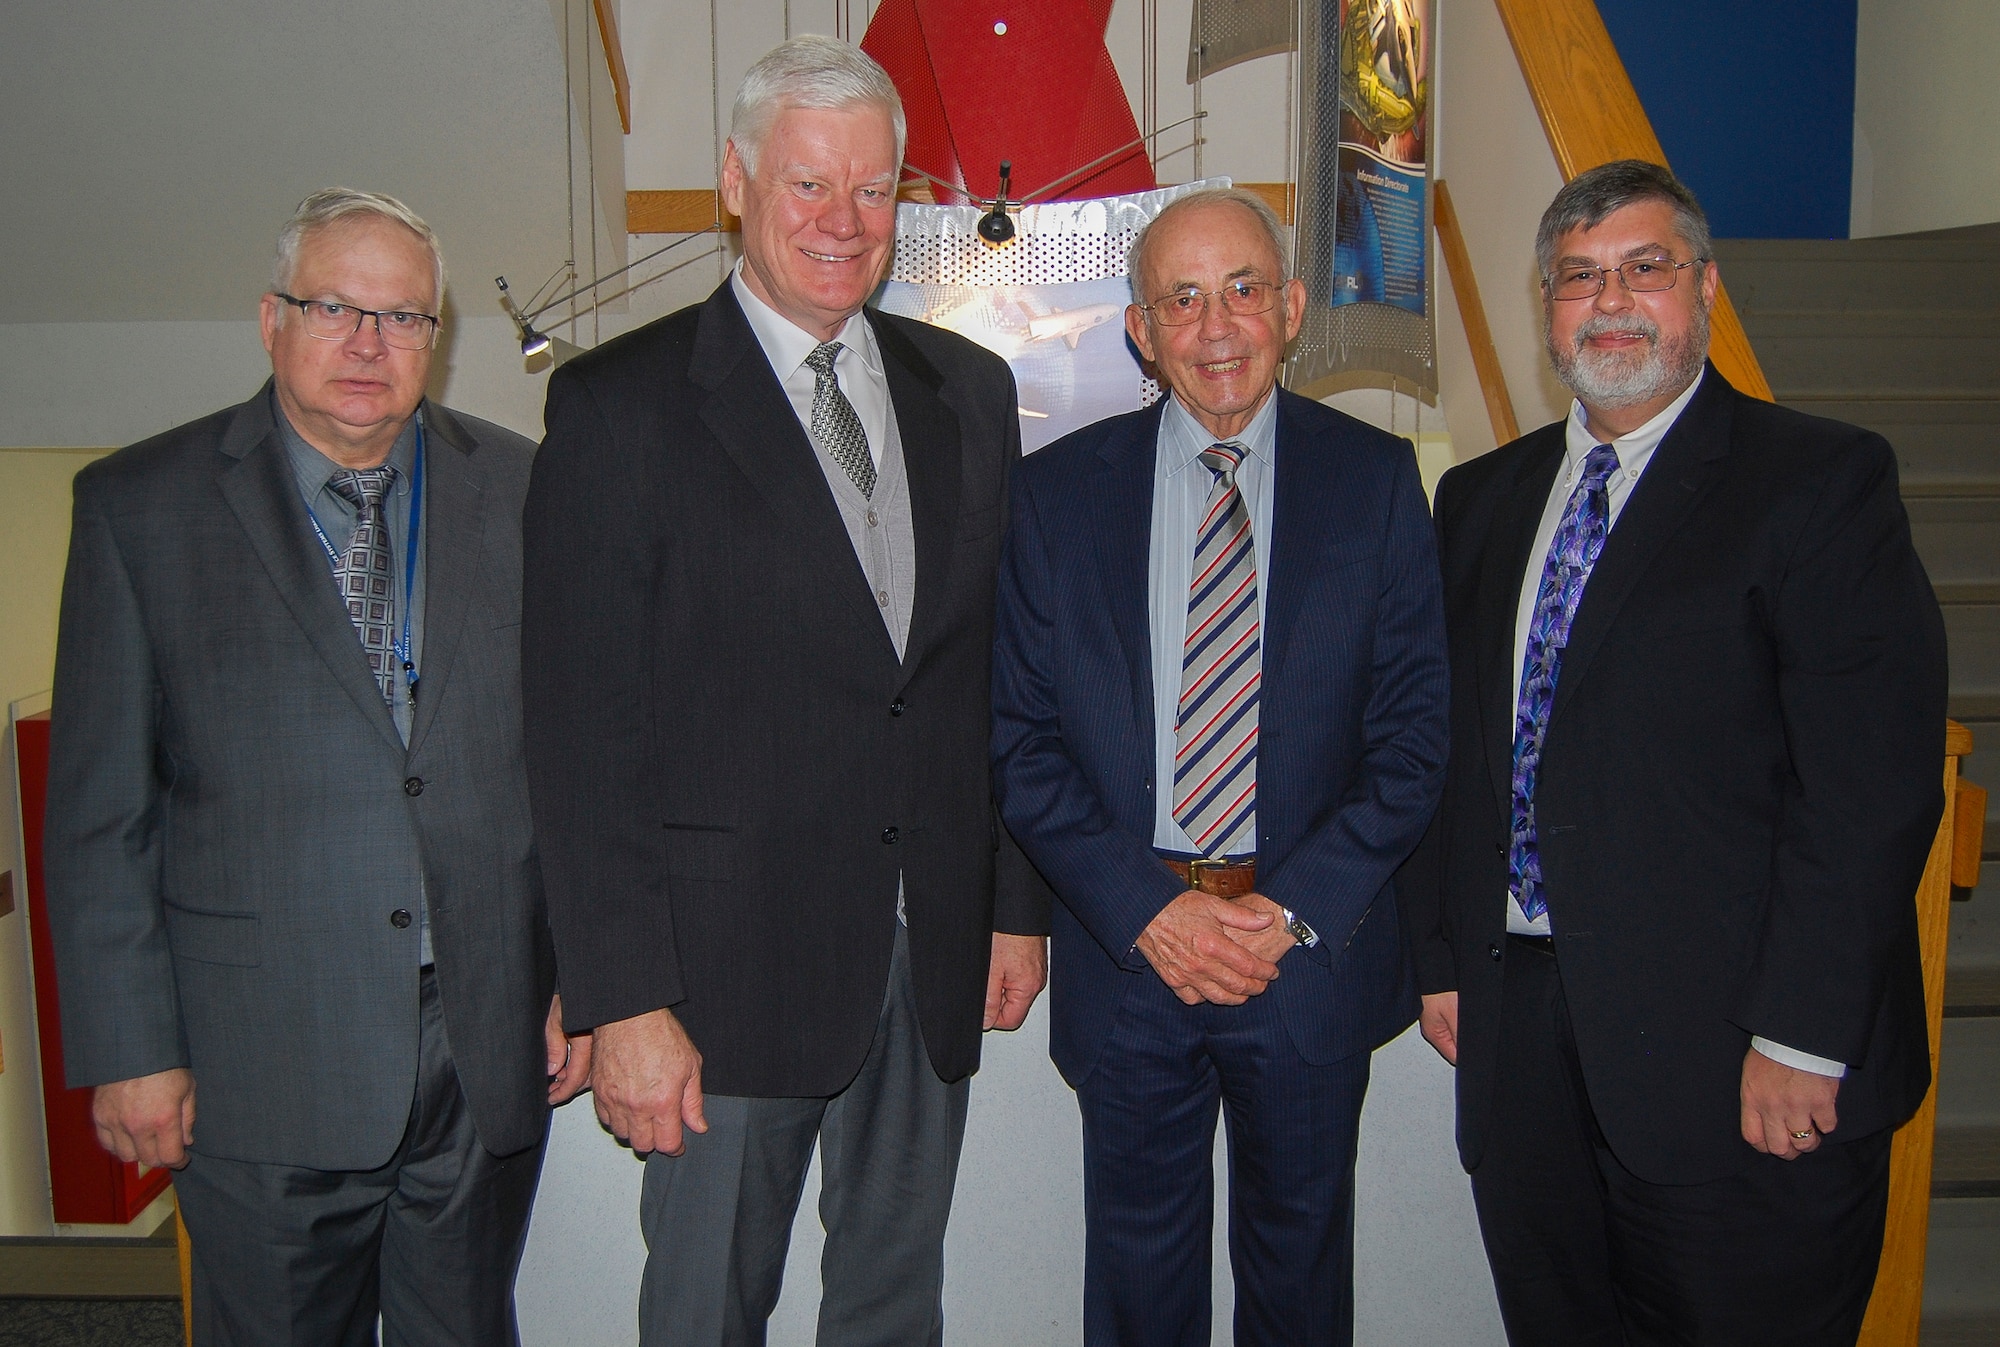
left=1281, top=907, right=1320, bottom=948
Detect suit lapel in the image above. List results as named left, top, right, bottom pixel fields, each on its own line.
left=872, top=314, right=962, bottom=677
left=691, top=288, right=898, bottom=661
left=1262, top=393, right=1330, bottom=683
left=1089, top=403, right=1165, bottom=748
left=1473, top=428, right=1565, bottom=823
left=1550, top=368, right=1737, bottom=725
left=406, top=406, right=481, bottom=756
left=216, top=391, right=402, bottom=750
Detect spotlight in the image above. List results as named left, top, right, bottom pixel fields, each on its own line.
left=977, top=161, right=1016, bottom=245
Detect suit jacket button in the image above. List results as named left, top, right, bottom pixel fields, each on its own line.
left=1488, top=942, right=1502, bottom=962
left=889, top=699, right=905, bottom=717
left=404, top=777, right=424, bottom=796
left=1493, top=840, right=1505, bottom=856
left=881, top=827, right=899, bottom=845
left=390, top=908, right=413, bottom=929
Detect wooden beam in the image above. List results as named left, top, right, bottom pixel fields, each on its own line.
left=1433, top=180, right=1519, bottom=446
left=591, top=0, right=632, bottom=135
left=1237, top=182, right=1294, bottom=227
left=1489, top=0, right=1771, bottom=402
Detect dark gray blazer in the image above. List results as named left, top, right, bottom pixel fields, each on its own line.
left=45, top=386, right=555, bottom=1170
left=524, top=283, right=1050, bottom=1097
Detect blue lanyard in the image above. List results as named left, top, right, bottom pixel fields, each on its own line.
left=306, top=422, right=425, bottom=703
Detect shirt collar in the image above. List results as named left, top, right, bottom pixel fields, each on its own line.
left=1159, top=386, right=1279, bottom=476
left=730, top=259, right=881, bottom=382
left=1561, top=366, right=1705, bottom=482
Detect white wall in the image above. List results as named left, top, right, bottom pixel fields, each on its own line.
left=1852, top=0, right=2000, bottom=238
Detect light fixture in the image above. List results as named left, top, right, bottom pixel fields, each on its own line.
left=496, top=226, right=724, bottom=368
left=977, top=161, right=1016, bottom=245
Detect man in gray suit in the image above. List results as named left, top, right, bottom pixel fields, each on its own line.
left=43, top=188, right=588, bottom=1345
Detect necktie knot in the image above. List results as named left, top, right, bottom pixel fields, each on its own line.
left=1577, top=443, right=1621, bottom=495
left=329, top=466, right=396, bottom=513
left=804, top=341, right=844, bottom=378
left=1199, top=441, right=1245, bottom=485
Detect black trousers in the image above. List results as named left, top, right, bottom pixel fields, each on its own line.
left=1469, top=936, right=1892, bottom=1347
left=172, top=969, right=547, bottom=1347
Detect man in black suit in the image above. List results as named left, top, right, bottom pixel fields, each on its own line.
left=522, top=35, right=1048, bottom=1347
left=46, top=189, right=588, bottom=1344
left=1403, top=160, right=1947, bottom=1344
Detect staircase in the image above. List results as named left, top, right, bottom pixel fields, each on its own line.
left=1717, top=223, right=2000, bottom=1347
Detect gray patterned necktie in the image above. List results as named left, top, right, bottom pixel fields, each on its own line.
left=327, top=467, right=398, bottom=703
left=804, top=341, right=875, bottom=498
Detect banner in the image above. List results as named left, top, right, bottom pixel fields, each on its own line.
left=1285, top=0, right=1436, bottom=396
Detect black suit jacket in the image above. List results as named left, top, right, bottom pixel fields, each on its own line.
left=46, top=388, right=554, bottom=1168
left=523, top=283, right=1049, bottom=1097
left=1401, top=365, right=1946, bottom=1184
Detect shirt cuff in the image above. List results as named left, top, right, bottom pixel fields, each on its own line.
left=1750, top=1036, right=1847, bottom=1079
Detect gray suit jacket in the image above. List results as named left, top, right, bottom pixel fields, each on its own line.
left=45, top=384, right=554, bottom=1170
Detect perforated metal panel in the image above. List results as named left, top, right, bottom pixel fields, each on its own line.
left=890, top=180, right=1223, bottom=288
left=1188, top=0, right=1295, bottom=82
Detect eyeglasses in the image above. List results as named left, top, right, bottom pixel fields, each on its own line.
left=1544, top=257, right=1707, bottom=302
left=1140, top=279, right=1279, bottom=326
left=275, top=294, right=440, bottom=349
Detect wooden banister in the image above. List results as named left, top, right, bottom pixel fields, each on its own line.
left=1857, top=722, right=1980, bottom=1346
left=1488, top=0, right=1772, bottom=402
left=591, top=0, right=632, bottom=135
left=1433, top=180, right=1519, bottom=446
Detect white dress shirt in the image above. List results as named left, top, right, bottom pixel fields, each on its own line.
left=1148, top=390, right=1278, bottom=854
left=1505, top=369, right=1843, bottom=1078
left=731, top=261, right=890, bottom=470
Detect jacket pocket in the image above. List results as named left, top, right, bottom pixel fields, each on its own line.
left=660, top=823, right=737, bottom=881
left=163, top=903, right=261, bottom=967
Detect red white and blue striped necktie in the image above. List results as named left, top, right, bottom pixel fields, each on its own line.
left=1174, top=441, right=1260, bottom=855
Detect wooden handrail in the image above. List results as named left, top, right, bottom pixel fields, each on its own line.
left=1489, top=0, right=1772, bottom=402
left=1857, top=722, right=1980, bottom=1346
left=591, top=0, right=632, bottom=135
left=1433, top=180, right=1519, bottom=445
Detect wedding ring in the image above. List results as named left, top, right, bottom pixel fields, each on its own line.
left=1790, top=1130, right=1814, bottom=1140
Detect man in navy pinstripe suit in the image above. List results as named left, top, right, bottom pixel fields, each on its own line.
left=992, top=188, right=1450, bottom=1346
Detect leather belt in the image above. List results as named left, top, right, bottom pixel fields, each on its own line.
left=1164, top=856, right=1258, bottom=897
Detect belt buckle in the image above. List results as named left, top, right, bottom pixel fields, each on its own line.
left=1186, top=857, right=1227, bottom=894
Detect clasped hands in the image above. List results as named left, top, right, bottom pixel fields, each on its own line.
left=1135, top=890, right=1296, bottom=1005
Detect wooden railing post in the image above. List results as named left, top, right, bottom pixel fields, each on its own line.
left=1858, top=722, right=1980, bottom=1345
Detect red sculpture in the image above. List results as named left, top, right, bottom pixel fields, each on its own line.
left=863, top=0, right=1157, bottom=206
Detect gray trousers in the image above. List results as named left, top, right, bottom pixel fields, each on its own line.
left=172, top=969, right=547, bottom=1347
left=639, top=926, right=970, bottom=1347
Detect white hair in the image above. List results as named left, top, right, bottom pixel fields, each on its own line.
left=1127, top=187, right=1292, bottom=302
left=272, top=187, right=446, bottom=311
left=729, top=35, right=906, bottom=176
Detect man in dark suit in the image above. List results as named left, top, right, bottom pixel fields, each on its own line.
left=991, top=187, right=1450, bottom=1346
left=522, top=36, right=1048, bottom=1347
left=1403, top=160, right=1947, bottom=1344
left=45, top=189, right=588, bottom=1344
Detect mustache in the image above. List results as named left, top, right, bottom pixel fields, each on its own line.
left=1571, top=312, right=1659, bottom=346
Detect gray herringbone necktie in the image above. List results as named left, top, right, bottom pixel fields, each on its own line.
left=327, top=467, right=398, bottom=703
left=804, top=340, right=875, bottom=498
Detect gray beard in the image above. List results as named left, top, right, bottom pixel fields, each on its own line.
left=1545, top=301, right=1710, bottom=411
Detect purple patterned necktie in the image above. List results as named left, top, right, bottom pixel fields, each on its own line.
left=327, top=467, right=399, bottom=704
left=1510, top=443, right=1621, bottom=923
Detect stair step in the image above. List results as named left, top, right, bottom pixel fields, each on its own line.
left=1943, top=606, right=2000, bottom=698
left=1921, top=1197, right=2000, bottom=1345
left=1714, top=236, right=2000, bottom=315
left=1937, top=1018, right=1999, bottom=1128
left=1953, top=695, right=2000, bottom=721
left=1741, top=312, right=2000, bottom=400
left=1947, top=965, right=2000, bottom=1017
left=1907, top=497, right=2000, bottom=587
left=1780, top=395, right=1999, bottom=491
left=1936, top=1125, right=2000, bottom=1193
left=1936, top=583, right=2000, bottom=605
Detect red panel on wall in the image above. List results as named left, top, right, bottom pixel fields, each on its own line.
left=15, top=711, right=172, bottom=1226
left=864, top=0, right=1154, bottom=206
